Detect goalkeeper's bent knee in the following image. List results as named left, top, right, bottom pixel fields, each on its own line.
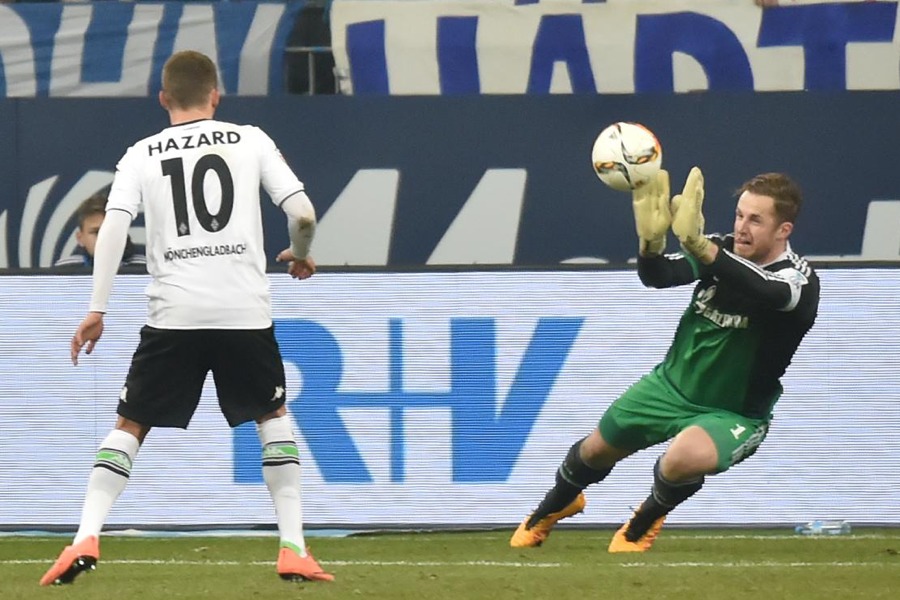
left=557, top=438, right=613, bottom=489
left=651, top=457, right=704, bottom=509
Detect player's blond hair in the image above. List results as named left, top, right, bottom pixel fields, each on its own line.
left=162, top=51, right=218, bottom=110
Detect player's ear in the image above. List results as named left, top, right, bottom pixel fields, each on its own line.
left=777, top=220, right=793, bottom=241
left=210, top=88, right=220, bottom=109
left=158, top=90, right=169, bottom=110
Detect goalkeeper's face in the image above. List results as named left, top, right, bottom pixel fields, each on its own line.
left=733, top=192, right=793, bottom=265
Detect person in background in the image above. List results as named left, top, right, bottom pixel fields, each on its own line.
left=54, top=192, right=147, bottom=269
left=40, top=50, right=333, bottom=586
left=511, top=168, right=819, bottom=552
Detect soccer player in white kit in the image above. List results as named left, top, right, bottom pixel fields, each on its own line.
left=40, top=50, right=333, bottom=586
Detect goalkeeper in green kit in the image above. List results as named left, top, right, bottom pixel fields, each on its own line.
left=511, top=167, right=819, bottom=552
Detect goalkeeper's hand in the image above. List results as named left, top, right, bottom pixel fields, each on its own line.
left=632, top=170, right=671, bottom=256
left=671, top=166, right=711, bottom=257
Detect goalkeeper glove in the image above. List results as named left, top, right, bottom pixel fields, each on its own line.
left=671, top=166, right=711, bottom=257
left=632, top=170, right=671, bottom=256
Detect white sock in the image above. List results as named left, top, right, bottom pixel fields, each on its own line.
left=258, top=415, right=306, bottom=555
left=74, top=429, right=140, bottom=544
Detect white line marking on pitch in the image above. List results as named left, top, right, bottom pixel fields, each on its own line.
left=1, top=559, right=563, bottom=568
left=333, top=534, right=900, bottom=543
left=4, top=559, right=896, bottom=569
left=2, top=533, right=898, bottom=544
left=621, top=561, right=898, bottom=568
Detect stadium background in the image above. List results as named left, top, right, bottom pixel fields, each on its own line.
left=0, top=0, right=898, bottom=530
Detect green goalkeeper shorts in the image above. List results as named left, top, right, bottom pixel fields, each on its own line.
left=598, top=366, right=771, bottom=473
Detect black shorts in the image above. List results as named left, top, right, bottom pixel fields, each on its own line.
left=118, top=325, right=287, bottom=428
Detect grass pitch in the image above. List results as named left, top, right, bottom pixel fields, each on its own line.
left=2, top=529, right=898, bottom=600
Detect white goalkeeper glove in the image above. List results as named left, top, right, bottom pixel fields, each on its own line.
left=632, top=170, right=671, bottom=256
left=671, top=166, right=711, bottom=257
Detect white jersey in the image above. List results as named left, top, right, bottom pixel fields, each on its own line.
left=107, top=119, right=304, bottom=329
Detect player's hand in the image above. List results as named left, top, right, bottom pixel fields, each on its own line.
left=71, top=312, right=104, bottom=366
left=671, top=166, right=711, bottom=257
left=632, top=169, right=671, bottom=256
left=276, top=248, right=316, bottom=280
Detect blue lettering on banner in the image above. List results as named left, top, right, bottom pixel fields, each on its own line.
left=232, top=317, right=584, bottom=484
left=210, top=2, right=262, bottom=95
left=81, top=4, right=130, bottom=84
left=0, top=2, right=302, bottom=97
left=758, top=4, right=897, bottom=91
left=0, top=6, right=62, bottom=97
left=528, top=15, right=596, bottom=94
left=635, top=13, right=753, bottom=93
left=346, top=20, right=390, bottom=95
left=332, top=1, right=900, bottom=96
left=438, top=16, right=480, bottom=95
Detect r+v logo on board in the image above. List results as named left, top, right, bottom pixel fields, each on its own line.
left=232, top=317, right=584, bottom=485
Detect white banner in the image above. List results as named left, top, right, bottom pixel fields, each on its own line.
left=2, top=269, right=899, bottom=528
left=330, top=0, right=900, bottom=94
left=0, top=2, right=300, bottom=97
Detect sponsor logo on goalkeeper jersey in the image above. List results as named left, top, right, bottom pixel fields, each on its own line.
left=232, top=316, right=584, bottom=484
left=694, top=286, right=749, bottom=330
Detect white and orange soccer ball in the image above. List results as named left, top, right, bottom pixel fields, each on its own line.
left=591, top=122, right=662, bottom=192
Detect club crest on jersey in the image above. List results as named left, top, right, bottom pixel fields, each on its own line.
left=693, top=285, right=749, bottom=329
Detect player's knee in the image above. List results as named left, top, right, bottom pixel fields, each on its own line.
left=580, top=428, right=632, bottom=469
left=659, top=445, right=717, bottom=482
left=115, top=417, right=150, bottom=443
left=255, top=405, right=287, bottom=424
left=557, top=437, right=614, bottom=488
left=661, top=427, right=718, bottom=481
left=652, top=456, right=704, bottom=509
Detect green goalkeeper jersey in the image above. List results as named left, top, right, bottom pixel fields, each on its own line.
left=638, top=235, right=819, bottom=419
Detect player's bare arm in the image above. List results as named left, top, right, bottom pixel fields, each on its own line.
left=71, top=312, right=105, bottom=365
left=71, top=208, right=131, bottom=365
left=274, top=190, right=317, bottom=280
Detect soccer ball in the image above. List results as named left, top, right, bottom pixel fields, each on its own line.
left=591, top=122, right=662, bottom=192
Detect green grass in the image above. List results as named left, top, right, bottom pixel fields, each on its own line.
left=3, top=529, right=898, bottom=600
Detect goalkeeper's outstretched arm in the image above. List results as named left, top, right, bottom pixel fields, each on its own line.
left=708, top=247, right=804, bottom=311
left=637, top=253, right=699, bottom=289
